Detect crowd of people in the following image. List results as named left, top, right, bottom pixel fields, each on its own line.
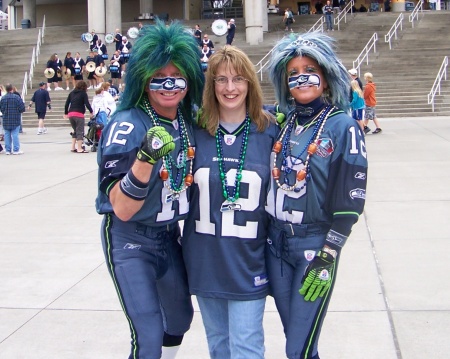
left=1, top=20, right=378, bottom=358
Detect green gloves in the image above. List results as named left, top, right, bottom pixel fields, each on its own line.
left=299, top=249, right=336, bottom=302
left=137, top=126, right=175, bottom=164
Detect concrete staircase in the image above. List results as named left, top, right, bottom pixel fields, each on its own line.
left=2, top=11, right=450, bottom=129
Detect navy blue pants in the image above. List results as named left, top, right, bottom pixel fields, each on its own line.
left=266, top=220, right=338, bottom=359
left=101, top=214, right=193, bottom=359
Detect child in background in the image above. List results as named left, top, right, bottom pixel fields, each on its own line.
left=363, top=72, right=382, bottom=134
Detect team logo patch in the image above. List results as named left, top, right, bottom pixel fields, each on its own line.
left=105, top=160, right=119, bottom=168
left=172, top=119, right=179, bottom=130
left=349, top=188, right=366, bottom=200
left=224, top=135, right=236, bottom=145
left=295, top=125, right=304, bottom=136
left=124, top=243, right=141, bottom=250
left=152, top=138, right=163, bottom=149
left=319, top=269, right=329, bottom=281
left=304, top=250, right=316, bottom=261
left=315, top=138, right=334, bottom=158
left=254, top=274, right=269, bottom=287
left=355, top=172, right=366, bottom=180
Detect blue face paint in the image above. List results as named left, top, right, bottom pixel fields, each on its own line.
left=288, top=74, right=321, bottom=89
left=149, top=77, right=187, bottom=91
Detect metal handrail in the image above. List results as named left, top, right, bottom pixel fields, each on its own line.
left=307, top=16, right=325, bottom=33
left=384, top=13, right=403, bottom=50
left=352, top=32, right=378, bottom=77
left=256, top=18, right=325, bottom=80
left=409, top=0, right=423, bottom=28
left=334, top=0, right=354, bottom=31
left=21, top=72, right=28, bottom=99
left=428, top=56, right=448, bottom=112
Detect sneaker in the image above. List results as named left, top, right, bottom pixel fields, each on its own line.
left=43, top=128, right=47, bottom=134
left=55, top=87, right=64, bottom=91
left=372, top=128, right=382, bottom=134
left=5, top=151, right=11, bottom=155
left=12, top=150, right=24, bottom=155
left=87, top=86, right=93, bottom=90
left=66, top=87, right=69, bottom=90
left=37, top=130, right=42, bottom=135
left=363, top=126, right=371, bottom=134
left=47, top=88, right=51, bottom=91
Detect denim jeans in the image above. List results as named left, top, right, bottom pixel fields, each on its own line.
left=325, top=14, right=333, bottom=30
left=197, top=296, right=266, bottom=359
left=4, top=125, right=20, bottom=153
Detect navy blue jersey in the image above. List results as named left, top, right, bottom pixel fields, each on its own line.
left=96, top=107, right=195, bottom=226
left=266, top=109, right=367, bottom=231
left=182, top=122, right=279, bottom=300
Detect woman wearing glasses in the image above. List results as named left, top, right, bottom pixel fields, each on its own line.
left=182, top=46, right=278, bottom=358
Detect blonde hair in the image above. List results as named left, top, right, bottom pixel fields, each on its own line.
left=364, top=72, right=373, bottom=82
left=95, top=87, right=103, bottom=95
left=199, top=45, right=273, bottom=136
left=351, top=80, right=363, bottom=98
left=101, top=82, right=110, bottom=91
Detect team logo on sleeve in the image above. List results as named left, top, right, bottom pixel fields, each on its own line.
left=349, top=188, right=366, bottom=200
left=105, top=159, right=119, bottom=168
left=355, top=172, right=366, bottom=180
left=315, top=138, right=334, bottom=158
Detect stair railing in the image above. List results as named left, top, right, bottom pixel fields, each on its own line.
left=409, top=0, right=423, bottom=28
left=384, top=13, right=403, bottom=50
left=428, top=56, right=448, bottom=112
left=21, top=72, right=29, bottom=100
left=334, top=0, right=354, bottom=31
left=256, top=18, right=326, bottom=81
left=352, top=32, right=378, bottom=77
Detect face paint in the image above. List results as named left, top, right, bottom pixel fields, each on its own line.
left=288, top=74, right=321, bottom=89
left=149, top=77, right=187, bottom=92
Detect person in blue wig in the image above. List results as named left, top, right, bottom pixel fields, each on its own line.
left=265, top=32, right=368, bottom=359
left=95, top=20, right=204, bottom=359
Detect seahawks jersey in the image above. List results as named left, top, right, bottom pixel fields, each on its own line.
left=95, top=107, right=195, bottom=226
left=182, top=122, right=279, bottom=300
left=266, top=109, right=367, bottom=231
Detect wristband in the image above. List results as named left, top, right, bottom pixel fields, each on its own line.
left=119, top=170, right=150, bottom=200
left=48, top=104, right=52, bottom=110
left=325, top=229, right=348, bottom=248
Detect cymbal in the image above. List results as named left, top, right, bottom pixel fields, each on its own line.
left=86, top=61, right=96, bottom=72
left=95, top=66, right=107, bottom=77
left=62, top=68, right=71, bottom=79
left=44, top=68, right=55, bottom=79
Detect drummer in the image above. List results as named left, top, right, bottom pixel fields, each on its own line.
left=200, top=43, right=212, bottom=72
left=109, top=50, right=124, bottom=90
left=73, top=52, right=86, bottom=85
left=86, top=50, right=97, bottom=90
left=119, top=36, right=132, bottom=64
left=202, top=33, right=214, bottom=50
left=93, top=49, right=106, bottom=89
left=63, top=52, right=76, bottom=91
left=46, top=53, right=64, bottom=91
left=113, top=28, right=122, bottom=52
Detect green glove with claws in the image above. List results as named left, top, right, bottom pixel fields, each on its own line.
left=299, top=249, right=336, bottom=302
left=137, top=126, right=175, bottom=164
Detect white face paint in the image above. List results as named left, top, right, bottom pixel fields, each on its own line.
left=288, top=73, right=321, bottom=89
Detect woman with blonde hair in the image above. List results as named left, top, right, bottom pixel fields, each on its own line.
left=350, top=79, right=365, bottom=131
left=182, top=45, right=278, bottom=358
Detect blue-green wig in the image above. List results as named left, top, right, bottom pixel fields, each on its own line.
left=118, top=20, right=204, bottom=121
left=267, top=31, right=350, bottom=113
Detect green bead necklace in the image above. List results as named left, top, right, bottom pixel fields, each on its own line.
left=215, top=115, right=250, bottom=204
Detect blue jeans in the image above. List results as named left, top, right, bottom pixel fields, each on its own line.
left=197, top=296, right=266, bottom=359
left=325, top=14, right=333, bottom=30
left=4, top=126, right=20, bottom=152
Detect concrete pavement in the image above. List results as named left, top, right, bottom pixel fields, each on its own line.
left=0, top=117, right=449, bottom=358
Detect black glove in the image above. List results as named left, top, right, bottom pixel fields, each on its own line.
left=136, top=126, right=175, bottom=164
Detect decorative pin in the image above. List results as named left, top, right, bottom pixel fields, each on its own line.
left=224, top=134, right=236, bottom=146
left=295, top=125, right=304, bottom=136
left=220, top=202, right=242, bottom=212
left=165, top=193, right=180, bottom=203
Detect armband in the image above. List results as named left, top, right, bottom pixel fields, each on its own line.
left=325, top=229, right=348, bottom=248
left=119, top=170, right=150, bottom=201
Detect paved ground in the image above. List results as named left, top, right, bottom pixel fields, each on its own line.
left=0, top=116, right=449, bottom=359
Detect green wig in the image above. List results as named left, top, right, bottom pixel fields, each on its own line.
left=117, top=20, right=204, bottom=122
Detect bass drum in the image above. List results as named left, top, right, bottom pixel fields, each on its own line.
left=82, top=32, right=93, bottom=43
left=105, top=33, right=115, bottom=44
left=127, top=27, right=139, bottom=39
left=211, top=19, right=228, bottom=37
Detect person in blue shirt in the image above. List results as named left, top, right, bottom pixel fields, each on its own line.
left=266, top=32, right=368, bottom=359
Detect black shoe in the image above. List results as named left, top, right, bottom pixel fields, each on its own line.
left=372, top=128, right=382, bottom=134
left=364, top=126, right=371, bottom=134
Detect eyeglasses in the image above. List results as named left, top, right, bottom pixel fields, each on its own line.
left=214, top=76, right=248, bottom=85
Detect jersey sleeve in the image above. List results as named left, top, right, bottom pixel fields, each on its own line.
left=325, top=112, right=368, bottom=236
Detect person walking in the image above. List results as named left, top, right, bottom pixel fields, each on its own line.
left=0, top=84, right=26, bottom=155
left=350, top=79, right=365, bottom=132
left=266, top=32, right=368, bottom=359
left=95, top=20, right=204, bottom=359
left=28, top=82, right=51, bottom=135
left=363, top=72, right=382, bottom=134
left=283, top=7, right=295, bottom=32
left=182, top=45, right=278, bottom=359
left=226, top=18, right=236, bottom=45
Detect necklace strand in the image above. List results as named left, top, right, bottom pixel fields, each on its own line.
left=215, top=115, right=250, bottom=203
left=142, top=99, right=194, bottom=194
left=272, top=106, right=335, bottom=192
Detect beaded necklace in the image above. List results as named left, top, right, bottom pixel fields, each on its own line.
left=272, top=105, right=335, bottom=192
left=215, top=115, right=250, bottom=210
left=141, top=99, right=195, bottom=197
